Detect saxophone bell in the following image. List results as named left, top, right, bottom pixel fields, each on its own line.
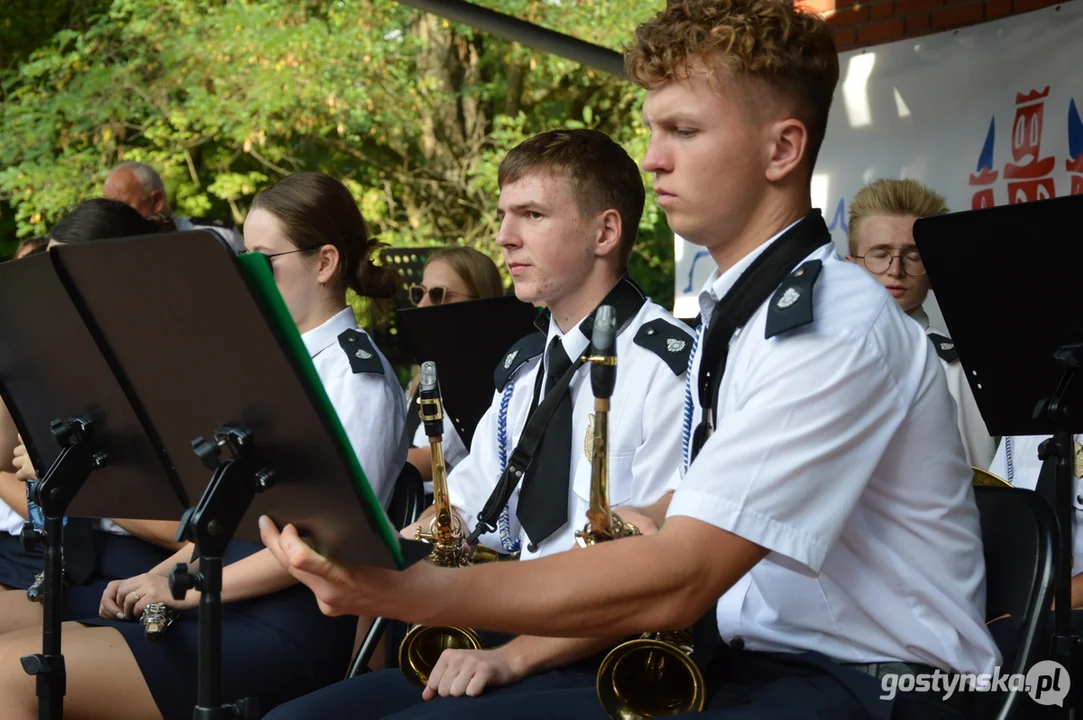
left=398, top=362, right=487, bottom=686
left=596, top=631, right=707, bottom=720
left=581, top=306, right=706, bottom=720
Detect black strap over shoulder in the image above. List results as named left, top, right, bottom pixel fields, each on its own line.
left=465, top=275, right=647, bottom=544
left=688, top=210, right=832, bottom=673
left=692, top=211, right=832, bottom=463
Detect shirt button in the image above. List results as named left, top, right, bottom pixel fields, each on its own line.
left=527, top=542, right=538, bottom=553
left=730, top=636, right=745, bottom=650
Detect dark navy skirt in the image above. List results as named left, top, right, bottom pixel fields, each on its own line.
left=79, top=539, right=358, bottom=720
left=0, top=531, right=44, bottom=590
left=61, top=531, right=175, bottom=619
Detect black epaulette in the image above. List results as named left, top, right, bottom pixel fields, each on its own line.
left=633, top=319, right=693, bottom=376
left=927, top=332, right=959, bottom=363
left=765, top=260, right=823, bottom=340
left=494, top=331, right=546, bottom=390
left=337, top=329, right=385, bottom=374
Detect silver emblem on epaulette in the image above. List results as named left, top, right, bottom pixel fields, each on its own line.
left=940, top=342, right=954, bottom=352
left=666, top=338, right=686, bottom=353
left=777, top=287, right=800, bottom=309
left=504, top=350, right=518, bottom=369
left=356, top=349, right=373, bottom=360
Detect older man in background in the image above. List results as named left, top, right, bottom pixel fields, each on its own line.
left=103, top=161, right=245, bottom=253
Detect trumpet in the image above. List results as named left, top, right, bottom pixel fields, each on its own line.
left=398, top=361, right=491, bottom=686
left=578, top=306, right=706, bottom=720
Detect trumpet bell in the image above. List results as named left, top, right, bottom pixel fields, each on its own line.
left=597, top=635, right=706, bottom=719
left=398, top=624, right=483, bottom=686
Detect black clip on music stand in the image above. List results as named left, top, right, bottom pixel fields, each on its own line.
left=50, top=230, right=429, bottom=719
left=0, top=249, right=190, bottom=720
left=915, top=193, right=1083, bottom=720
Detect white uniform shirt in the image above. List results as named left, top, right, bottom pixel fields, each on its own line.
left=911, top=308, right=999, bottom=469
left=989, top=435, right=1083, bottom=577
left=0, top=499, right=23, bottom=536
left=449, top=296, right=688, bottom=561
left=667, top=224, right=1000, bottom=675
left=302, top=307, right=408, bottom=511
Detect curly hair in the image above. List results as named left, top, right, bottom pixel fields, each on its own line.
left=626, top=0, right=840, bottom=172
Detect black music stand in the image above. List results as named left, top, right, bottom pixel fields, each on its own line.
left=915, top=193, right=1083, bottom=719
left=0, top=250, right=189, bottom=720
left=396, top=295, right=541, bottom=449
left=48, top=230, right=427, bottom=719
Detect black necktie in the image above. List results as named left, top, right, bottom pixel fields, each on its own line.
left=517, top=337, right=574, bottom=549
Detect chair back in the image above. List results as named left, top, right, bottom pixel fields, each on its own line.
left=974, top=485, right=1058, bottom=719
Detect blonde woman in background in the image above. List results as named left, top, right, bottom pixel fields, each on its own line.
left=405, top=247, right=505, bottom=489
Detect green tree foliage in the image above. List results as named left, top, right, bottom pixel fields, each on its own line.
left=0, top=0, right=674, bottom=310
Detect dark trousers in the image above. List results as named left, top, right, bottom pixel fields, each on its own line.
left=262, top=665, right=603, bottom=720
left=264, top=646, right=959, bottom=720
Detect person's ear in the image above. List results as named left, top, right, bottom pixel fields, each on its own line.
left=595, top=209, right=623, bottom=260
left=148, top=189, right=167, bottom=215
left=764, top=118, right=808, bottom=183
left=316, top=245, right=340, bottom=286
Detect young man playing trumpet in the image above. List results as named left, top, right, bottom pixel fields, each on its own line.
left=264, top=1, right=1001, bottom=717
left=264, top=128, right=697, bottom=718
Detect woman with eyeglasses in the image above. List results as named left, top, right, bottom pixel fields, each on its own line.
left=404, top=247, right=504, bottom=491
left=0, top=174, right=408, bottom=720
left=844, top=178, right=998, bottom=469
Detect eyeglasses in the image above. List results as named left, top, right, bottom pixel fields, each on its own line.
left=853, top=248, right=926, bottom=277
left=408, top=284, right=475, bottom=306
left=241, top=248, right=313, bottom=271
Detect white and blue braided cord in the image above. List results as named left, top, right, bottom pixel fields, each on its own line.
left=681, top=323, right=704, bottom=472
left=495, top=382, right=522, bottom=553
left=1005, top=435, right=1014, bottom=485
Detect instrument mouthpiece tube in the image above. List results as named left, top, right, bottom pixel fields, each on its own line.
left=590, top=305, right=617, bottom=400
left=418, top=361, right=444, bottom=438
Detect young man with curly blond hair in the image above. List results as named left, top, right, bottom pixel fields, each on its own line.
left=263, top=1, right=1000, bottom=718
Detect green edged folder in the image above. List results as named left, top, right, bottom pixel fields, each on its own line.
left=47, top=230, right=405, bottom=569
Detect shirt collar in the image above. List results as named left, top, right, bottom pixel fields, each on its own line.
left=697, top=219, right=802, bottom=324
left=910, top=307, right=931, bottom=330
left=544, top=312, right=591, bottom=368
left=533, top=273, right=646, bottom=352
left=301, top=307, right=358, bottom=359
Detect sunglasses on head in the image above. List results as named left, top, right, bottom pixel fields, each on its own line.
left=408, top=284, right=474, bottom=306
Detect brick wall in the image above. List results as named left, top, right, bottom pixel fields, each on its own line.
left=800, top=0, right=1071, bottom=51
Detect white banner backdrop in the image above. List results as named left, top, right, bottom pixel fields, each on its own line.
left=672, top=2, right=1083, bottom=326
